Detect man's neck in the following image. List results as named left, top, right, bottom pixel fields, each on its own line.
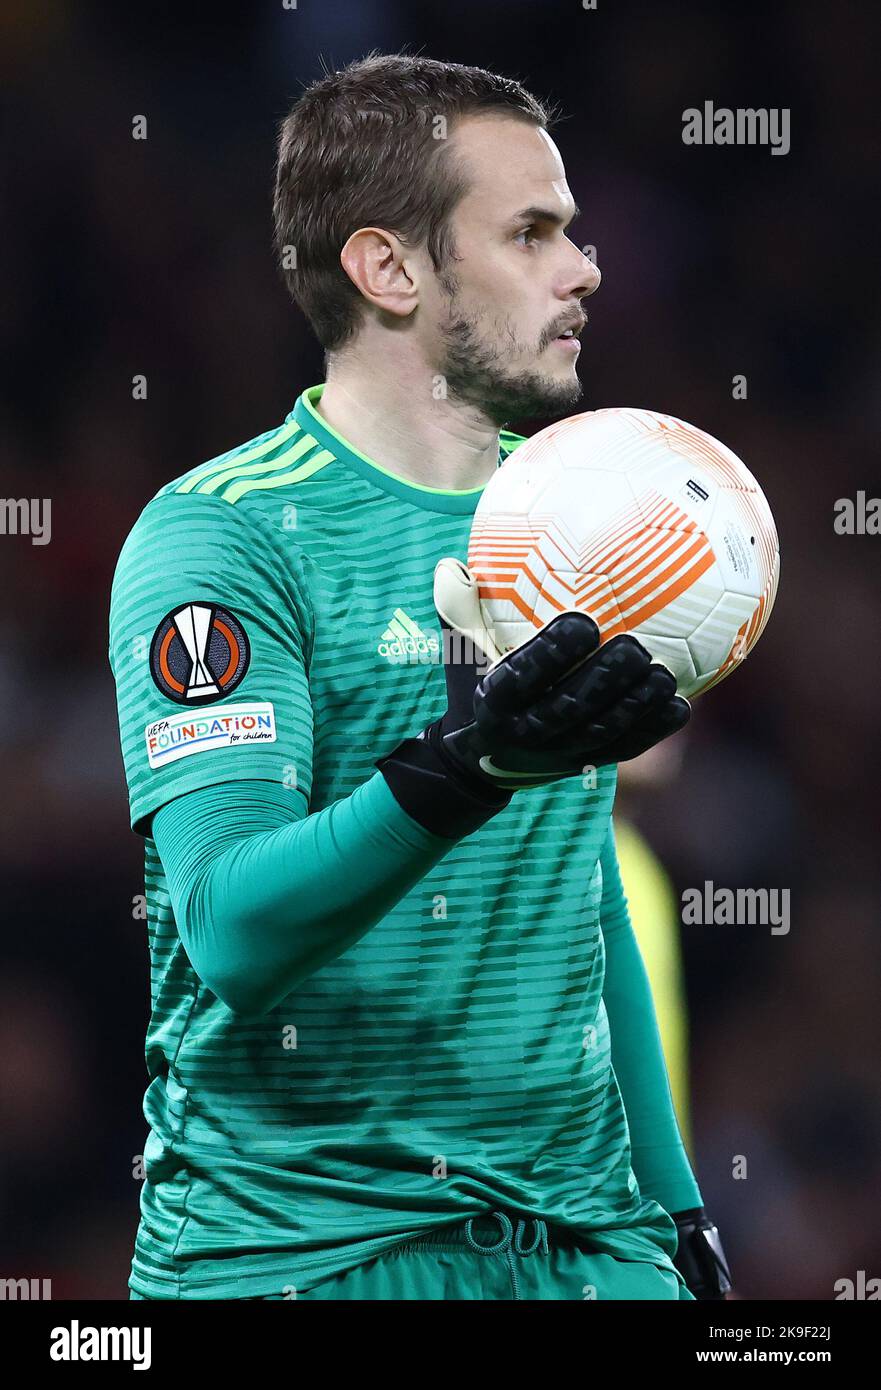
left=315, top=363, right=502, bottom=492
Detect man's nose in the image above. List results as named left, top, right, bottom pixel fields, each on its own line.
left=581, top=259, right=602, bottom=297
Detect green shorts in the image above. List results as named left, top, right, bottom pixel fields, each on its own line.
left=130, top=1211, right=692, bottom=1301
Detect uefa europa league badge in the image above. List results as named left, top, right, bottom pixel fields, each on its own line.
left=149, top=602, right=251, bottom=705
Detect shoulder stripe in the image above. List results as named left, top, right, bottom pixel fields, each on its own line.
left=220, top=448, right=336, bottom=504
left=194, top=431, right=321, bottom=496
left=175, top=418, right=301, bottom=494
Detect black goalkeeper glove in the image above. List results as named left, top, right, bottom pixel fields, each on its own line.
left=376, top=557, right=690, bottom=838
left=672, top=1207, right=733, bottom=1300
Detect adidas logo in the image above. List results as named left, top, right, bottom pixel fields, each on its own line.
left=377, top=608, right=440, bottom=665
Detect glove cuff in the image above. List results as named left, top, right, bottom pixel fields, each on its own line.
left=672, top=1207, right=733, bottom=1300
left=376, top=728, right=513, bottom=839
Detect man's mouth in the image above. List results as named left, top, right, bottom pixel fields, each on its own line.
left=550, top=316, right=585, bottom=349
left=552, top=327, right=581, bottom=352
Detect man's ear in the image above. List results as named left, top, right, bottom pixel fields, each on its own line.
left=339, top=227, right=418, bottom=321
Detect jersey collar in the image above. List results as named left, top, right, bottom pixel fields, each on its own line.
left=289, top=383, right=501, bottom=516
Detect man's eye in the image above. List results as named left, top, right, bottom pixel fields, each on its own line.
left=515, top=226, right=538, bottom=246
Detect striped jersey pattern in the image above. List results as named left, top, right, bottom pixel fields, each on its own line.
left=109, top=384, right=678, bottom=1297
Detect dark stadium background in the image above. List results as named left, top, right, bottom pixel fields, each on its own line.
left=1, top=0, right=879, bottom=1300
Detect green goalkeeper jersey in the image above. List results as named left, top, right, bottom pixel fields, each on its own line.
left=109, top=383, right=685, bottom=1298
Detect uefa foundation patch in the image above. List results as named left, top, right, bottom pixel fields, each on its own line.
left=150, top=602, right=250, bottom=705
left=145, top=702, right=277, bottom=768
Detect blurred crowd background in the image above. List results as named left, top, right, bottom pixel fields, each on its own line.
left=1, top=0, right=879, bottom=1299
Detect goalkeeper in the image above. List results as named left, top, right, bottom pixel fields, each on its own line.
left=111, top=52, right=729, bottom=1301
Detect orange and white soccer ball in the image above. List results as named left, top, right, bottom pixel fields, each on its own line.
left=469, top=408, right=780, bottom=699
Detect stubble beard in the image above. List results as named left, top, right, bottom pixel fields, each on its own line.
left=435, top=272, right=584, bottom=427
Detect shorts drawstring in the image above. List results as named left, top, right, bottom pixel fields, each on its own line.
left=513, top=1217, right=550, bottom=1257
left=463, top=1211, right=549, bottom=1299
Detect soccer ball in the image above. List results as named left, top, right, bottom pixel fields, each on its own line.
left=469, top=408, right=780, bottom=699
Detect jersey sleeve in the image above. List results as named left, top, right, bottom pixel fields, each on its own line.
left=599, top=816, right=703, bottom=1216
left=109, top=489, right=315, bottom=834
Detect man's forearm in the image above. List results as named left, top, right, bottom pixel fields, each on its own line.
left=600, top=821, right=703, bottom=1215
left=152, top=772, right=459, bottom=1014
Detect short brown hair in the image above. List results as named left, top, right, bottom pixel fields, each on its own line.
left=273, top=52, right=554, bottom=352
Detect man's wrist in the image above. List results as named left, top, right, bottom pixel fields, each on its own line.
left=376, top=727, right=512, bottom=839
